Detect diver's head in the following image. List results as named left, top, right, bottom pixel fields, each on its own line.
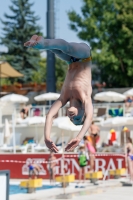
left=67, top=106, right=85, bottom=125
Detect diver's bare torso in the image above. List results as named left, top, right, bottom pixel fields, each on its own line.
left=61, top=61, right=92, bottom=102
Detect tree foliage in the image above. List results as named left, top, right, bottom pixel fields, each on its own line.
left=0, top=0, right=42, bottom=83
left=68, top=0, right=133, bottom=87
left=32, top=56, right=68, bottom=90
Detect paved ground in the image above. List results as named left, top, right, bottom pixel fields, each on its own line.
left=10, top=178, right=133, bottom=200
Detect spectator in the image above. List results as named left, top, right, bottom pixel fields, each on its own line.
left=89, top=121, right=100, bottom=136
left=117, top=105, right=123, bottom=116
left=121, top=126, right=130, bottom=147
left=33, top=108, right=41, bottom=116
left=76, top=146, right=88, bottom=188
left=125, top=96, right=133, bottom=108
left=108, top=105, right=123, bottom=117
left=83, top=134, right=98, bottom=172
left=28, top=162, right=40, bottom=179
left=108, top=129, right=117, bottom=146
left=20, top=104, right=32, bottom=119
left=48, top=151, right=57, bottom=184
left=126, top=137, right=133, bottom=182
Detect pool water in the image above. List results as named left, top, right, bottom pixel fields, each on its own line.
left=10, top=184, right=61, bottom=195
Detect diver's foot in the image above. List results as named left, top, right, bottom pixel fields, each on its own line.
left=24, top=35, right=38, bottom=47
left=24, top=35, right=45, bottom=49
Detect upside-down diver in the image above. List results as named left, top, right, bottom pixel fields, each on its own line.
left=24, top=35, right=93, bottom=153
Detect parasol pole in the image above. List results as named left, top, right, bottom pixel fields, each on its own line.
left=62, top=130, right=65, bottom=195
left=12, top=105, right=16, bottom=153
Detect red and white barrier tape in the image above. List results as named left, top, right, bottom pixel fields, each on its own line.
left=0, top=153, right=125, bottom=164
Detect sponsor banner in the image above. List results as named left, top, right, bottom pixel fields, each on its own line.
left=0, top=154, right=125, bottom=179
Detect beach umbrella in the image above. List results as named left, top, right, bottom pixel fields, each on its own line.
left=28, top=116, right=46, bottom=143
left=124, top=117, right=133, bottom=125
left=101, top=117, right=128, bottom=148
left=0, top=93, right=29, bottom=153
left=123, top=89, right=133, bottom=97
left=28, top=116, right=46, bottom=125
left=0, top=61, right=23, bottom=78
left=101, top=117, right=128, bottom=127
left=3, top=119, right=11, bottom=144
left=53, top=117, right=82, bottom=131
left=0, top=61, right=23, bottom=97
left=34, top=92, right=60, bottom=105
left=0, top=93, right=28, bottom=103
left=94, top=91, right=126, bottom=102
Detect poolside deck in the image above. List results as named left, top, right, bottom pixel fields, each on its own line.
left=10, top=178, right=133, bottom=200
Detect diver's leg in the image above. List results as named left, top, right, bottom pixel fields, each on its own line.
left=24, top=35, right=91, bottom=59
left=50, top=49, right=71, bottom=63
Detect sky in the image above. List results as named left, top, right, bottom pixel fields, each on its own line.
left=0, top=0, right=85, bottom=52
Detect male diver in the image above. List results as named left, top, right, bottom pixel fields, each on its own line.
left=24, top=35, right=93, bottom=153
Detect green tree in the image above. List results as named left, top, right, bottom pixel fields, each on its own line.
left=0, top=0, right=42, bottom=83
left=55, top=58, right=68, bottom=91
left=32, top=57, right=68, bottom=91
left=31, top=57, right=47, bottom=84
left=68, top=0, right=133, bottom=87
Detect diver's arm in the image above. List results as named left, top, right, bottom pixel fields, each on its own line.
left=44, top=97, right=67, bottom=152
left=77, top=97, right=93, bottom=140
left=65, top=97, right=93, bottom=152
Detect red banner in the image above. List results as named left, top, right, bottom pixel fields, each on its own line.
left=0, top=153, right=125, bottom=179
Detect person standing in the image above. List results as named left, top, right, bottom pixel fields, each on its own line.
left=83, top=136, right=95, bottom=172
left=28, top=162, right=40, bottom=179
left=126, top=137, right=133, bottom=182
left=76, top=146, right=88, bottom=188
left=89, top=122, right=100, bottom=137
left=121, top=126, right=130, bottom=147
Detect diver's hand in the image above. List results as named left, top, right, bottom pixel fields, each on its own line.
left=65, top=137, right=81, bottom=152
left=45, top=138, right=59, bottom=153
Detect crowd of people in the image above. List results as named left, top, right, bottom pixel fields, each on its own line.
left=27, top=123, right=133, bottom=185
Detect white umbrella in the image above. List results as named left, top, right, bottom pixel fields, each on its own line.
left=53, top=116, right=82, bottom=131
left=4, top=119, right=11, bottom=137
left=28, top=116, right=46, bottom=143
left=123, top=89, right=133, bottom=97
left=52, top=117, right=69, bottom=126
left=94, top=91, right=126, bottom=102
left=3, top=119, right=11, bottom=144
left=34, top=92, right=60, bottom=105
left=0, top=93, right=29, bottom=103
left=123, top=117, right=133, bottom=125
left=34, top=92, right=60, bottom=101
left=28, top=116, right=46, bottom=125
left=101, top=117, right=128, bottom=149
left=0, top=93, right=29, bottom=153
left=101, top=117, right=128, bottom=127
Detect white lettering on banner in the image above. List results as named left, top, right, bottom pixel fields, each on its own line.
left=71, top=159, right=80, bottom=173
left=55, top=161, right=61, bottom=175
left=107, top=159, right=116, bottom=171
left=22, top=158, right=46, bottom=175
left=116, top=159, right=124, bottom=169
left=64, top=159, right=71, bottom=175
left=56, top=158, right=123, bottom=175
left=21, top=156, right=125, bottom=177
left=95, top=159, right=106, bottom=174
left=55, top=158, right=79, bottom=175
